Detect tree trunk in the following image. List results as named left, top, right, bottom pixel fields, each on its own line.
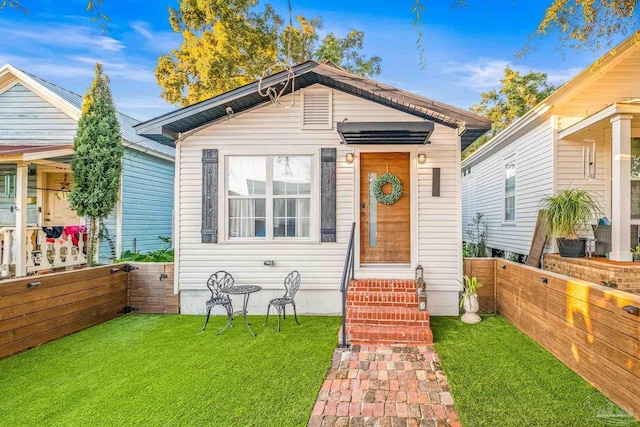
left=87, top=216, right=99, bottom=266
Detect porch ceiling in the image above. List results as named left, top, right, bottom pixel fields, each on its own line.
left=0, top=144, right=73, bottom=161
left=558, top=103, right=640, bottom=140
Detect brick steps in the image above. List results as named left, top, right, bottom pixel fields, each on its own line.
left=347, top=306, right=430, bottom=326
left=346, top=290, right=419, bottom=307
left=343, top=279, right=432, bottom=346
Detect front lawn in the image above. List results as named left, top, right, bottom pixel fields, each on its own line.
left=431, top=315, right=638, bottom=427
left=0, top=314, right=340, bottom=426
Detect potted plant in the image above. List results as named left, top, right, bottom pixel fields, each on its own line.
left=542, top=189, right=600, bottom=258
left=460, top=275, right=483, bottom=324
left=632, top=246, right=640, bottom=262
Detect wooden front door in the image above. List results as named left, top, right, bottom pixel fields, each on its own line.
left=360, top=152, right=410, bottom=264
left=44, top=172, right=81, bottom=226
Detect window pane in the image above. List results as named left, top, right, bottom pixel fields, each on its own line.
left=228, top=157, right=266, bottom=196
left=504, top=161, right=516, bottom=221
left=632, top=138, right=640, bottom=178
left=632, top=181, right=640, bottom=220
left=273, top=156, right=312, bottom=195
left=229, top=198, right=266, bottom=238
left=273, top=197, right=310, bottom=237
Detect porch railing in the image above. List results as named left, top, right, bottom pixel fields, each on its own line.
left=0, top=227, right=86, bottom=277
left=339, top=222, right=356, bottom=348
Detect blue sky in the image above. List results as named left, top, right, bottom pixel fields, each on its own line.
left=0, top=0, right=627, bottom=121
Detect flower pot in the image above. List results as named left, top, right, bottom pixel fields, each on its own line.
left=557, top=238, right=586, bottom=258
left=461, top=294, right=481, bottom=324
left=633, top=254, right=640, bottom=262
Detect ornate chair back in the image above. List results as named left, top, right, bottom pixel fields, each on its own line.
left=206, top=271, right=234, bottom=298
left=283, top=270, right=301, bottom=300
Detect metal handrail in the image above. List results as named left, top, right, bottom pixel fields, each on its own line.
left=339, top=222, right=356, bottom=348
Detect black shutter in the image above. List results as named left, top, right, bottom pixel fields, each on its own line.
left=320, top=148, right=337, bottom=242
left=202, top=149, right=218, bottom=243
left=432, top=167, right=441, bottom=197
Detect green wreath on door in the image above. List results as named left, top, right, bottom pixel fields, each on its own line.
left=372, top=173, right=403, bottom=205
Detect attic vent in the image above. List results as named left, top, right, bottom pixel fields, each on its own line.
left=302, top=90, right=332, bottom=129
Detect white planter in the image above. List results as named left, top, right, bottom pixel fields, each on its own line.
left=461, top=294, right=482, bottom=324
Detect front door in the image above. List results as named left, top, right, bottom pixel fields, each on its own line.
left=360, top=152, right=410, bottom=264
left=44, top=172, right=81, bottom=226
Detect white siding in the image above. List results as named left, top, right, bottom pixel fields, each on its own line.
left=556, top=131, right=609, bottom=222
left=177, top=85, right=462, bottom=315
left=0, top=83, right=77, bottom=145
left=462, top=119, right=555, bottom=255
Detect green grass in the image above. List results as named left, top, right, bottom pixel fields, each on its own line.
left=0, top=314, right=340, bottom=426
left=431, top=315, right=639, bottom=427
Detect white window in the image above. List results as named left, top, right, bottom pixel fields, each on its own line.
left=504, top=159, right=516, bottom=222
left=227, top=156, right=312, bottom=240
left=631, top=138, right=640, bottom=222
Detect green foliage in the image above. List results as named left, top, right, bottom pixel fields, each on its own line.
left=431, top=316, right=634, bottom=426
left=463, top=67, right=556, bottom=159
left=462, top=275, right=483, bottom=296
left=372, top=173, right=403, bottom=205
left=466, top=212, right=488, bottom=257
left=117, top=236, right=174, bottom=262
left=0, top=315, right=341, bottom=426
left=68, top=63, right=123, bottom=266
left=542, top=189, right=600, bottom=239
left=156, top=0, right=381, bottom=106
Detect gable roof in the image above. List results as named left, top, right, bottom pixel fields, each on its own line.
left=134, top=61, right=492, bottom=150
left=0, top=64, right=175, bottom=160
left=462, top=30, right=640, bottom=168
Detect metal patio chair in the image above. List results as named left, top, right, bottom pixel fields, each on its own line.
left=263, top=270, right=301, bottom=331
left=201, top=271, right=235, bottom=333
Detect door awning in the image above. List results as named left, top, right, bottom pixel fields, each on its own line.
left=337, top=121, right=434, bottom=145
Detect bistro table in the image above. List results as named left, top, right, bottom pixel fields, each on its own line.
left=218, top=285, right=262, bottom=337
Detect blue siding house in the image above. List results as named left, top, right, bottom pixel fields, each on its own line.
left=0, top=64, right=175, bottom=277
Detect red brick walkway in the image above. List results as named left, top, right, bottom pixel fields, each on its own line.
left=308, top=345, right=461, bottom=427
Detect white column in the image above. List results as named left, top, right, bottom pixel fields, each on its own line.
left=610, top=114, right=633, bottom=262
left=15, top=163, right=28, bottom=277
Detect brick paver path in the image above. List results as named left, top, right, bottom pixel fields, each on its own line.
left=308, top=345, right=461, bottom=427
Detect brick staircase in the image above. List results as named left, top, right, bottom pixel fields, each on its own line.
left=341, top=279, right=433, bottom=346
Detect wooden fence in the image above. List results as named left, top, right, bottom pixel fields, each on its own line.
left=0, top=262, right=179, bottom=360
left=463, top=258, right=495, bottom=312
left=465, top=258, right=640, bottom=421
left=128, top=262, right=178, bottom=314
left=0, top=265, right=128, bottom=359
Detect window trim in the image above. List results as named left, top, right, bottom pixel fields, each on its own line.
left=223, top=154, right=316, bottom=242
left=466, top=173, right=475, bottom=225
left=503, top=155, right=517, bottom=224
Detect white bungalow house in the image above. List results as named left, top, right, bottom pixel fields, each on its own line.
left=136, top=61, right=491, bottom=318
left=461, top=32, right=640, bottom=263
left=0, top=64, right=175, bottom=277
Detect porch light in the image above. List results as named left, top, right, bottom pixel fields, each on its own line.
left=345, top=153, right=354, bottom=164
left=417, top=154, right=427, bottom=164
left=60, top=173, right=70, bottom=192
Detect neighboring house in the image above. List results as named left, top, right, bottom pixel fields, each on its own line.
left=136, top=60, right=491, bottom=315
left=461, top=32, right=640, bottom=262
left=0, top=64, right=175, bottom=277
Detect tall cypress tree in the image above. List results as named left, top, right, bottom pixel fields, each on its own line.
left=68, top=63, right=123, bottom=266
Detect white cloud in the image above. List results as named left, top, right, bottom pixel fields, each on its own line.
left=129, top=20, right=178, bottom=53
left=443, top=58, right=511, bottom=92
left=66, top=55, right=157, bottom=83
left=0, top=22, right=124, bottom=52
